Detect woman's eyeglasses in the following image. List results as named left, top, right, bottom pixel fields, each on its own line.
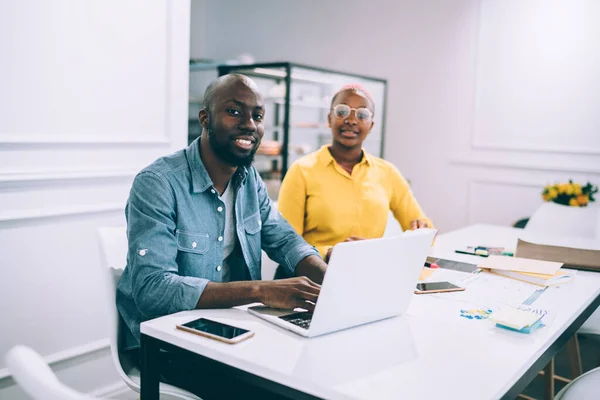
left=332, top=104, right=373, bottom=123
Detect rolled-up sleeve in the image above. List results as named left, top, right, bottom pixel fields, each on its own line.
left=127, top=172, right=208, bottom=318
left=254, top=169, right=320, bottom=276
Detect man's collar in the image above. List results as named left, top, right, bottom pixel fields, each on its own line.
left=186, top=138, right=249, bottom=193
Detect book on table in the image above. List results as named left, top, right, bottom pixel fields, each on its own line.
left=489, top=268, right=575, bottom=286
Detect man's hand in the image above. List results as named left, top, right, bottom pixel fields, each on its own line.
left=325, top=236, right=366, bottom=263
left=409, top=219, right=429, bottom=230
left=258, top=277, right=321, bottom=311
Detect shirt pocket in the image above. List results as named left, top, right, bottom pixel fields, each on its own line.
left=175, top=229, right=209, bottom=254
left=243, top=212, right=262, bottom=271
left=244, top=212, right=262, bottom=235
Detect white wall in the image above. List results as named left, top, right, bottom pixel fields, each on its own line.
left=0, top=1, right=190, bottom=398
left=191, top=0, right=600, bottom=232
left=457, top=0, right=600, bottom=227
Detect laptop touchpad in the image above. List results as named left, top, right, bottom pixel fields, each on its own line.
left=248, top=305, right=298, bottom=317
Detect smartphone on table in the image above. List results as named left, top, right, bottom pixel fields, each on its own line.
left=415, top=281, right=465, bottom=294
left=176, top=317, right=254, bottom=344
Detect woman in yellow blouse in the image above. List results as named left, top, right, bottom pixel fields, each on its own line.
left=278, top=83, right=433, bottom=262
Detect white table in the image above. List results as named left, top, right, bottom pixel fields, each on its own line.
left=140, top=224, right=600, bottom=400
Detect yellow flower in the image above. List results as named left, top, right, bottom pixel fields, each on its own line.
left=557, top=183, right=569, bottom=194
left=542, top=193, right=550, bottom=201
left=573, top=183, right=582, bottom=195
left=548, top=188, right=558, bottom=199
left=577, top=194, right=589, bottom=206
left=569, top=198, right=579, bottom=207
left=566, top=184, right=574, bottom=196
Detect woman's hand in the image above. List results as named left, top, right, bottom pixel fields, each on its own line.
left=409, top=219, right=429, bottom=230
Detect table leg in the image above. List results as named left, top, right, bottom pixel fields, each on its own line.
left=140, top=334, right=160, bottom=400
left=544, top=358, right=555, bottom=400
left=566, top=334, right=583, bottom=378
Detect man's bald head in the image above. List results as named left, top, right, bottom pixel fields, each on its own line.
left=202, top=74, right=261, bottom=113
left=198, top=73, right=265, bottom=168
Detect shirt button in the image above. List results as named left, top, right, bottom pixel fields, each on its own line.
left=211, top=189, right=216, bottom=194
left=217, top=206, right=223, bottom=212
left=218, top=236, right=223, bottom=242
left=192, top=242, right=197, bottom=248
left=216, top=265, right=222, bottom=272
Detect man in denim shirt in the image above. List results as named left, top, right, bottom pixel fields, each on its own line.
left=116, top=74, right=327, bottom=398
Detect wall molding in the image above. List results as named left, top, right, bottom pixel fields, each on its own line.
left=0, top=169, right=137, bottom=185
left=450, top=158, right=600, bottom=174
left=0, top=202, right=124, bottom=223
left=0, top=134, right=170, bottom=147
left=471, top=3, right=600, bottom=157
left=470, top=139, right=600, bottom=156
left=164, top=0, right=190, bottom=148
left=470, top=177, right=543, bottom=188
left=465, top=178, right=542, bottom=225
left=0, top=339, right=109, bottom=382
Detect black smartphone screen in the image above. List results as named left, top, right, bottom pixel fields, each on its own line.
left=416, top=281, right=462, bottom=291
left=181, top=318, right=249, bottom=339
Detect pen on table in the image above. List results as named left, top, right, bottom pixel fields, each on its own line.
left=455, top=249, right=489, bottom=257
left=470, top=246, right=514, bottom=257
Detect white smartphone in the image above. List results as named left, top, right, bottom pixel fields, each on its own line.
left=176, top=317, right=254, bottom=344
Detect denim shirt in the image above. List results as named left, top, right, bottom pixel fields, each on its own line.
left=116, top=139, right=319, bottom=350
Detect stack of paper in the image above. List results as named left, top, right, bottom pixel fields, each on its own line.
left=480, top=255, right=569, bottom=287
left=490, top=308, right=544, bottom=334
left=490, top=269, right=575, bottom=286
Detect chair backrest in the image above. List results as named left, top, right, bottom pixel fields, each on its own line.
left=555, top=365, right=600, bottom=400
left=96, top=226, right=137, bottom=386
left=5, top=345, right=98, bottom=400
left=98, top=226, right=128, bottom=273
left=525, top=202, right=600, bottom=239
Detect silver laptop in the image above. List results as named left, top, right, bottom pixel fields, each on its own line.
left=248, top=229, right=436, bottom=337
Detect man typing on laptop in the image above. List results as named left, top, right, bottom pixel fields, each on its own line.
left=116, top=74, right=327, bottom=398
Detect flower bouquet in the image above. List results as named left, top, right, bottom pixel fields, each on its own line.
left=542, top=180, right=598, bottom=207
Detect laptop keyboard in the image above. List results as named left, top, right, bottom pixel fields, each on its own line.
left=279, top=312, right=313, bottom=330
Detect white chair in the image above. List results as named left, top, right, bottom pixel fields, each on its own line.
left=555, top=366, right=600, bottom=400
left=97, top=226, right=200, bottom=400
left=525, top=202, right=600, bottom=239
left=5, top=345, right=98, bottom=400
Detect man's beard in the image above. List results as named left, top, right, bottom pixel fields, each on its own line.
left=207, top=120, right=258, bottom=167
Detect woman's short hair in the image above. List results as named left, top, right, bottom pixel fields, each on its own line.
left=330, top=83, right=375, bottom=115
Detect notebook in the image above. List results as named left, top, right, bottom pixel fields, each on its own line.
left=490, top=307, right=543, bottom=331
left=489, top=268, right=575, bottom=287
left=480, top=255, right=563, bottom=275
left=516, top=238, right=600, bottom=272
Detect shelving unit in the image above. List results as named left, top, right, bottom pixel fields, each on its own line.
left=189, top=61, right=387, bottom=199
left=188, top=60, right=219, bottom=144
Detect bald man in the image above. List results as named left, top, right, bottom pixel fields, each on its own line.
left=116, top=74, right=326, bottom=398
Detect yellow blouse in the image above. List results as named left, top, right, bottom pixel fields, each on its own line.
left=278, top=146, right=433, bottom=258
